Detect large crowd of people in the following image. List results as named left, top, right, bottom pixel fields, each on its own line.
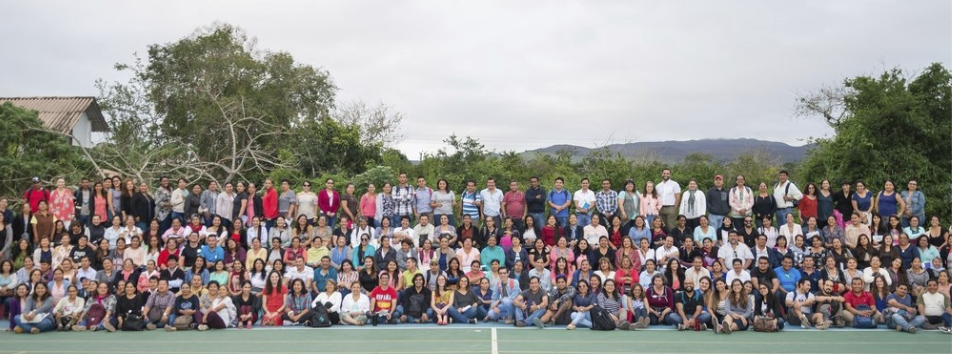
left=0, top=170, right=950, bottom=335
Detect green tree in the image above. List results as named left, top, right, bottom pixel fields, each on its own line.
left=0, top=103, right=94, bottom=198
left=798, top=63, right=952, bottom=221
left=289, top=118, right=382, bottom=177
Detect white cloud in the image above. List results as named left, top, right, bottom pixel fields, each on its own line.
left=1, top=0, right=949, bottom=157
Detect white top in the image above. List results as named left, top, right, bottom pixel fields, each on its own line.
left=573, top=190, right=596, bottom=214
left=104, top=226, right=122, bottom=250
left=656, top=180, right=681, bottom=206
left=296, top=192, right=318, bottom=219
left=726, top=269, right=751, bottom=285
left=341, top=293, right=371, bottom=315
left=479, top=189, right=504, bottom=217
left=718, top=243, right=754, bottom=267
left=583, top=224, right=608, bottom=246
left=171, top=188, right=187, bottom=213
left=285, top=265, right=315, bottom=283
left=678, top=190, right=707, bottom=219
left=786, top=290, right=815, bottom=315
left=861, top=267, right=891, bottom=291
left=313, top=291, right=343, bottom=313
left=655, top=245, right=679, bottom=265
left=684, top=267, right=711, bottom=287
left=773, top=180, right=803, bottom=209
left=777, top=224, right=802, bottom=248
left=210, top=296, right=236, bottom=327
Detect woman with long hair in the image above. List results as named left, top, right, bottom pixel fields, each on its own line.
left=235, top=281, right=259, bottom=329
left=566, top=279, right=596, bottom=330
left=707, top=278, right=730, bottom=332
left=719, top=279, right=752, bottom=334
left=359, top=256, right=379, bottom=293
left=261, top=271, right=287, bottom=326
left=596, top=279, right=630, bottom=329
left=432, top=275, right=453, bottom=325
left=13, top=282, right=56, bottom=333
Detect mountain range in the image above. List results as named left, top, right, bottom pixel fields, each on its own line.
left=521, top=138, right=813, bottom=163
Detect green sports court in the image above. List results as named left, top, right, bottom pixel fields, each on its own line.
left=0, top=327, right=950, bottom=354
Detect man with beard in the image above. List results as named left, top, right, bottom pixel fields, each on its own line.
left=812, top=279, right=845, bottom=329
left=675, top=278, right=709, bottom=331
left=539, top=275, right=575, bottom=326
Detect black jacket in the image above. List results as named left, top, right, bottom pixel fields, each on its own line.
left=12, top=213, right=33, bottom=241
left=131, top=192, right=155, bottom=223
left=707, top=187, right=731, bottom=216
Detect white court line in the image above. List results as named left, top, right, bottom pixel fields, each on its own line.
left=491, top=328, right=499, bottom=354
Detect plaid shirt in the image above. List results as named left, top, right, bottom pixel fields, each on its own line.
left=596, top=190, right=618, bottom=215
left=286, top=293, right=312, bottom=313
left=392, top=185, right=414, bottom=217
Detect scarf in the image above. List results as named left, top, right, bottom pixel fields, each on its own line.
left=687, top=191, right=696, bottom=214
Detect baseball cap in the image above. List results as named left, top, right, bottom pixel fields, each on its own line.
left=31, top=177, right=40, bottom=183
left=714, top=175, right=723, bottom=180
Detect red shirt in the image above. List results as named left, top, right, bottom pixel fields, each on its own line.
left=843, top=290, right=874, bottom=309
left=541, top=226, right=562, bottom=247
left=262, top=188, right=279, bottom=219
left=157, top=248, right=182, bottom=269
left=23, top=187, right=49, bottom=212
left=797, top=196, right=818, bottom=222
left=503, top=191, right=525, bottom=219
left=370, top=286, right=397, bottom=312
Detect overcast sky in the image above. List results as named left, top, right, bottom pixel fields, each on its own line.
left=2, top=1, right=950, bottom=158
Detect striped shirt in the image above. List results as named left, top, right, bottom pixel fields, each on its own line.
left=461, top=190, right=481, bottom=220
left=392, top=185, right=415, bottom=217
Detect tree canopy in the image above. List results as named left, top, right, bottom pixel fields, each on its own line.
left=798, top=63, right=952, bottom=220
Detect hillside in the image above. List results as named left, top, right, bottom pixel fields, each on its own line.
left=523, top=138, right=812, bottom=163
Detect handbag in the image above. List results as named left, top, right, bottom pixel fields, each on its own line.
left=753, top=315, right=778, bottom=332
left=852, top=305, right=877, bottom=329
left=122, top=313, right=144, bottom=331
left=21, top=312, right=49, bottom=324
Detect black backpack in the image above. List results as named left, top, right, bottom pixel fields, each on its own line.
left=589, top=306, right=616, bottom=331
left=306, top=303, right=333, bottom=328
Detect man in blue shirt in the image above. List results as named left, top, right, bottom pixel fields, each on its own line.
left=774, top=255, right=801, bottom=305
left=547, top=177, right=572, bottom=228
left=312, top=256, right=338, bottom=293
left=200, top=235, right=225, bottom=265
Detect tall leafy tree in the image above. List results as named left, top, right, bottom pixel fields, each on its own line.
left=798, top=63, right=951, bottom=220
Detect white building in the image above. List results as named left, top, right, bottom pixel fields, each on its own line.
left=0, top=96, right=109, bottom=147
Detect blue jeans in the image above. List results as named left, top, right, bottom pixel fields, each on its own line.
left=171, top=212, right=185, bottom=225
left=77, top=214, right=90, bottom=227
left=391, top=215, right=412, bottom=228
left=489, top=301, right=514, bottom=321
left=776, top=208, right=793, bottom=226
left=14, top=315, right=55, bottom=332
left=79, top=316, right=117, bottom=330
left=570, top=312, right=592, bottom=328
left=708, top=215, right=725, bottom=231
left=650, top=312, right=681, bottom=325
left=516, top=306, right=546, bottom=324
left=326, top=215, right=338, bottom=230
left=576, top=213, right=591, bottom=228
left=643, top=215, right=656, bottom=229
left=693, top=312, right=713, bottom=327
left=555, top=215, right=568, bottom=228
left=448, top=306, right=478, bottom=323
left=889, top=313, right=925, bottom=331
left=395, top=305, right=433, bottom=323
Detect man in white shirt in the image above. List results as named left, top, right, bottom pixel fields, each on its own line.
left=478, top=178, right=504, bottom=228
left=725, top=259, right=751, bottom=285
left=170, top=178, right=188, bottom=223
left=773, top=170, right=803, bottom=226
left=285, top=256, right=314, bottom=290
left=572, top=178, right=596, bottom=227
left=917, top=279, right=952, bottom=331
left=412, top=215, right=435, bottom=248
left=76, top=256, right=98, bottom=281
left=718, top=231, right=754, bottom=270
left=684, top=256, right=711, bottom=287
left=655, top=236, right=680, bottom=267
left=582, top=214, right=608, bottom=246
left=656, top=169, right=681, bottom=230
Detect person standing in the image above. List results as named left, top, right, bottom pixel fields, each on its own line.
left=73, top=178, right=92, bottom=226
left=595, top=179, right=618, bottom=228
left=479, top=178, right=504, bottom=228
left=23, top=177, right=50, bottom=215
left=525, top=177, right=547, bottom=231
left=215, top=182, right=235, bottom=228
left=728, top=175, right=753, bottom=231
left=413, top=177, right=433, bottom=224
left=547, top=178, right=572, bottom=228
left=899, top=179, right=924, bottom=228
left=169, top=178, right=188, bottom=225
left=261, top=179, right=279, bottom=229
left=200, top=181, right=220, bottom=227
left=503, top=181, right=526, bottom=231
left=131, top=182, right=155, bottom=232
left=773, top=171, right=802, bottom=226
left=707, top=175, right=730, bottom=232
left=572, top=178, right=596, bottom=227
left=617, top=179, right=640, bottom=233
left=657, top=169, right=681, bottom=230
left=392, top=174, right=415, bottom=227
left=277, top=180, right=297, bottom=222
left=49, top=178, right=75, bottom=230
left=318, top=179, right=341, bottom=229
left=679, top=180, right=707, bottom=230
left=459, top=180, right=482, bottom=224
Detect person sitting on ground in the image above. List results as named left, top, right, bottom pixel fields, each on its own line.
left=886, top=283, right=924, bottom=333
left=785, top=278, right=817, bottom=329
left=842, top=277, right=884, bottom=327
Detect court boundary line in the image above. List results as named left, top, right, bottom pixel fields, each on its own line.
left=491, top=328, right=499, bottom=354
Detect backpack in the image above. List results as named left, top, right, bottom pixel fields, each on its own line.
left=85, top=303, right=107, bottom=327
left=777, top=182, right=799, bottom=207
left=122, top=312, right=144, bottom=331
left=851, top=305, right=877, bottom=329
left=589, top=306, right=616, bottom=331
left=306, top=303, right=332, bottom=328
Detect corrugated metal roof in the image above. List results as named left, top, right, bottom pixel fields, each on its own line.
left=0, top=96, right=109, bottom=133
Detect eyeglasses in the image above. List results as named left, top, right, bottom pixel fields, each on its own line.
left=303, top=184, right=311, bottom=187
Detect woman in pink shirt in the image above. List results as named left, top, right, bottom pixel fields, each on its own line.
left=359, top=184, right=377, bottom=227
left=640, top=182, right=662, bottom=227
left=49, top=179, right=75, bottom=227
